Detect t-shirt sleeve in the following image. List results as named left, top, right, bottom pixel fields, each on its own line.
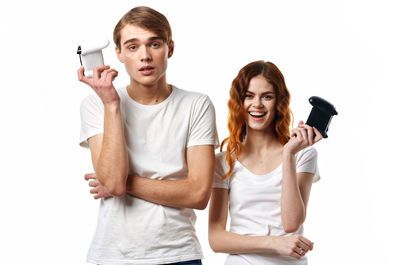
left=79, top=95, right=104, bottom=148
left=213, top=152, right=230, bottom=189
left=296, top=146, right=320, bottom=182
left=187, top=95, right=219, bottom=148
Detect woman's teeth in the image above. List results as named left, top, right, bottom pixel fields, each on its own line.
left=249, top=112, right=266, bottom=117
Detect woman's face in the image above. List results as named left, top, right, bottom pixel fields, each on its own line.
left=243, top=75, right=277, bottom=132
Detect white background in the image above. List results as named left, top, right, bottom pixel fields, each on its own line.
left=1, top=0, right=399, bottom=264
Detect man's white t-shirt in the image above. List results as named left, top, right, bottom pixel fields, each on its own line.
left=213, top=147, right=320, bottom=265
left=80, top=86, right=219, bottom=265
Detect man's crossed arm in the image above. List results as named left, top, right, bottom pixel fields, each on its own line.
left=87, top=134, right=215, bottom=210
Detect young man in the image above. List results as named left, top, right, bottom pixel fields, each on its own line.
left=78, top=6, right=218, bottom=265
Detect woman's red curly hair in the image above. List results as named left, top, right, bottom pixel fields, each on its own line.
left=221, top=61, right=293, bottom=179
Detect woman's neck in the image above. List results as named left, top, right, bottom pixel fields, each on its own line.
left=242, top=126, right=282, bottom=156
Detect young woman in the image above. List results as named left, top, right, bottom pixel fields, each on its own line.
left=208, top=61, right=323, bottom=265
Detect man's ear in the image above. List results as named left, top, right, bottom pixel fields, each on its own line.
left=115, top=46, right=124, bottom=63
left=167, top=40, right=175, bottom=58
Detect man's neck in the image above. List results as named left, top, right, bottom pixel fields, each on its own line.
left=126, top=78, right=172, bottom=105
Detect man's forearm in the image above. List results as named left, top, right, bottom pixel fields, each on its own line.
left=96, top=103, right=129, bottom=196
left=126, top=175, right=212, bottom=210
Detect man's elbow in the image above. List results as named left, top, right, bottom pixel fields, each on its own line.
left=99, top=174, right=127, bottom=197
left=191, top=189, right=211, bottom=210
left=107, top=184, right=126, bottom=197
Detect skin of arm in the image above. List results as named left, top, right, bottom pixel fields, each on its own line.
left=126, top=145, right=215, bottom=210
left=281, top=121, right=323, bottom=233
left=79, top=65, right=129, bottom=197
left=208, top=188, right=313, bottom=259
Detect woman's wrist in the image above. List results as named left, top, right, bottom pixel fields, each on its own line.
left=263, top=236, right=278, bottom=252
left=282, top=148, right=296, bottom=158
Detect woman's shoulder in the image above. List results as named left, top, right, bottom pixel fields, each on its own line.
left=296, top=145, right=318, bottom=159
left=215, top=151, right=229, bottom=169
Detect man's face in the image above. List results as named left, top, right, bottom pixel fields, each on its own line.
left=116, top=24, right=174, bottom=87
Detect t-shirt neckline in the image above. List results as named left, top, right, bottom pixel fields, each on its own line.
left=123, top=85, right=176, bottom=109
left=236, top=159, right=282, bottom=177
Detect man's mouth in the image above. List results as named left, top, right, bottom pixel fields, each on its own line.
left=139, top=66, right=155, bottom=73
left=249, top=111, right=266, bottom=118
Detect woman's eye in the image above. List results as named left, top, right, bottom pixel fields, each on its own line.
left=263, top=95, right=273, bottom=99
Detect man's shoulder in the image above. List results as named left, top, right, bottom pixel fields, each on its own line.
left=80, top=92, right=101, bottom=109
left=173, top=86, right=210, bottom=103
left=173, top=87, right=214, bottom=115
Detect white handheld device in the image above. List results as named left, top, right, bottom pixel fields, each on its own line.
left=77, top=39, right=110, bottom=77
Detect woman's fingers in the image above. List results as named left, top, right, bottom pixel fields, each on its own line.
left=313, top=127, right=323, bottom=142
left=298, top=127, right=308, bottom=144
left=299, top=236, right=313, bottom=248
left=297, top=241, right=310, bottom=254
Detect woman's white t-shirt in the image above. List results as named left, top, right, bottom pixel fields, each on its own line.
left=213, top=146, right=320, bottom=265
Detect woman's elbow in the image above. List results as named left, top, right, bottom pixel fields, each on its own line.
left=283, top=219, right=305, bottom=233
left=283, top=224, right=301, bottom=233
left=208, top=232, right=223, bottom=253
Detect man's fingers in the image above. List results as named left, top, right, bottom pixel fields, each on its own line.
left=105, top=70, right=119, bottom=83
left=88, top=180, right=98, bottom=187
left=84, top=173, right=96, bottom=181
left=93, top=65, right=111, bottom=80
left=78, top=66, right=92, bottom=85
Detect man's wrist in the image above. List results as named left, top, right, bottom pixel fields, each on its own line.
left=104, top=101, right=121, bottom=111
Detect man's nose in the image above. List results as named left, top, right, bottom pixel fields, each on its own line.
left=139, top=46, right=152, bottom=62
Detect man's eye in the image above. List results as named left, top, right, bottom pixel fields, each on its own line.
left=128, top=45, right=136, bottom=51
left=151, top=42, right=161, bottom=48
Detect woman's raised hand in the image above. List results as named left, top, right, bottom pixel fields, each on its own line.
left=284, top=121, right=323, bottom=155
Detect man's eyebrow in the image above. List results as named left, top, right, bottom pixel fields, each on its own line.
left=123, top=36, right=164, bottom=46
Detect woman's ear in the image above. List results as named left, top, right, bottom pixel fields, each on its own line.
left=168, top=40, right=175, bottom=58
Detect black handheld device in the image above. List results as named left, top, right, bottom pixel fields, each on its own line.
left=305, top=96, right=338, bottom=138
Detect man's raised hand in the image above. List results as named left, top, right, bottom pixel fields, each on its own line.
left=78, top=65, right=119, bottom=105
